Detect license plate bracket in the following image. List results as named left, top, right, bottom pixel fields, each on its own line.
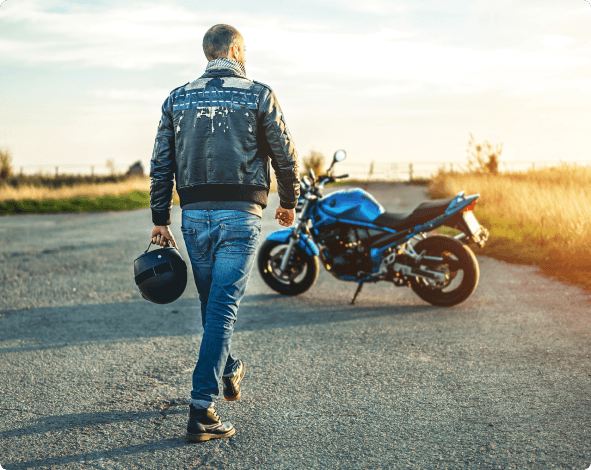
left=462, top=211, right=481, bottom=236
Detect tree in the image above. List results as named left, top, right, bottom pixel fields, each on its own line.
left=106, top=159, right=117, bottom=176
left=0, top=147, right=13, bottom=179
left=301, top=150, right=325, bottom=178
left=466, top=133, right=502, bottom=175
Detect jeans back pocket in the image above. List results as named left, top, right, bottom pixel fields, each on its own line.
left=181, top=226, right=207, bottom=261
left=220, top=221, right=261, bottom=254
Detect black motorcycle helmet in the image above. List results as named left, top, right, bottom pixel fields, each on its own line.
left=134, top=241, right=187, bottom=304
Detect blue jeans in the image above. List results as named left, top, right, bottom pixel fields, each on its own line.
left=181, top=210, right=261, bottom=408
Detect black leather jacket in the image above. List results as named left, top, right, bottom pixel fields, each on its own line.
left=150, top=68, right=300, bottom=225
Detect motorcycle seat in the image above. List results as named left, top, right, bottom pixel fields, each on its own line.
left=372, top=198, right=453, bottom=231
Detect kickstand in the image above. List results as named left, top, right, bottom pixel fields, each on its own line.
left=351, top=282, right=364, bottom=305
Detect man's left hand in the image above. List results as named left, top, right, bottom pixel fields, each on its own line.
left=275, top=206, right=295, bottom=227
left=151, top=225, right=178, bottom=248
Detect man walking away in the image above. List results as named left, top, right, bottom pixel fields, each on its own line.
left=149, top=24, right=300, bottom=442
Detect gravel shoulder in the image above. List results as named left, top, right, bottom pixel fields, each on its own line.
left=1, top=183, right=590, bottom=470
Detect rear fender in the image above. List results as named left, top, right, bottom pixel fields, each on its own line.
left=444, top=192, right=479, bottom=215
left=442, top=193, right=479, bottom=228
left=266, top=229, right=320, bottom=258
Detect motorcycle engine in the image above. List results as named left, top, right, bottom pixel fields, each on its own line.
left=317, top=226, right=373, bottom=277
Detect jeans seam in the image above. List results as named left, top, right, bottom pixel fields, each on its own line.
left=207, top=212, right=212, bottom=246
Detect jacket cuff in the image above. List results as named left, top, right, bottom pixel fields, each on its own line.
left=152, top=209, right=171, bottom=226
left=279, top=200, right=296, bottom=210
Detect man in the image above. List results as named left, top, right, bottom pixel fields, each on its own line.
left=149, top=24, right=300, bottom=442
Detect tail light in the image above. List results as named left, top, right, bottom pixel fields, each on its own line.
left=463, top=200, right=477, bottom=212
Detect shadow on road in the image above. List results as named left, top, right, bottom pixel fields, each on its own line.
left=0, top=405, right=188, bottom=441
left=0, top=293, right=439, bottom=354
left=4, top=435, right=195, bottom=470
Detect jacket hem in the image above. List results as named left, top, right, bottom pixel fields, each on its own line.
left=178, top=184, right=269, bottom=209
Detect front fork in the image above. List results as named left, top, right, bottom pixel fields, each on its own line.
left=278, top=199, right=311, bottom=273
left=279, top=234, right=298, bottom=272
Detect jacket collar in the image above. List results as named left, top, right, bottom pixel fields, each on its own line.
left=205, top=58, right=246, bottom=77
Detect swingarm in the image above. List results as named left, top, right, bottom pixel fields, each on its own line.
left=370, top=244, right=448, bottom=284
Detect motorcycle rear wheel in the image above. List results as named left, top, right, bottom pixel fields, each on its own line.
left=257, top=240, right=319, bottom=295
left=409, top=235, right=479, bottom=307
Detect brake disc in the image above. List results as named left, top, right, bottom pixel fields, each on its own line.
left=270, top=248, right=305, bottom=281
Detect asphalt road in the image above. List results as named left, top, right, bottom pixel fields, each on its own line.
left=1, top=183, right=590, bottom=470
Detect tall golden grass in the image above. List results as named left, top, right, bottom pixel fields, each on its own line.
left=430, top=164, right=591, bottom=289
left=1, top=174, right=277, bottom=203
left=0, top=177, right=151, bottom=202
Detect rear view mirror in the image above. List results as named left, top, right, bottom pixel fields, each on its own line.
left=327, top=149, right=347, bottom=174
left=309, top=169, right=316, bottom=182
left=301, top=176, right=312, bottom=187
left=333, top=149, right=347, bottom=162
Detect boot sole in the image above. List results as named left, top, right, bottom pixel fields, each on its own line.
left=224, top=392, right=240, bottom=402
left=223, top=363, right=245, bottom=402
left=186, top=428, right=235, bottom=442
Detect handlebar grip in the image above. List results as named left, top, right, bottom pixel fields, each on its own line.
left=335, top=174, right=349, bottom=179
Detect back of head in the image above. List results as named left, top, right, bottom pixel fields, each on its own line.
left=203, top=24, right=241, bottom=61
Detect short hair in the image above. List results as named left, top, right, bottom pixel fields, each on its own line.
left=203, top=24, right=242, bottom=61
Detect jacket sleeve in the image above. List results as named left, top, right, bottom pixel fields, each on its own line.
left=258, top=88, right=300, bottom=209
left=150, top=95, right=176, bottom=226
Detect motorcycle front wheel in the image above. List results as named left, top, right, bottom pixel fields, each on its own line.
left=257, top=240, right=319, bottom=295
left=408, top=235, right=479, bottom=307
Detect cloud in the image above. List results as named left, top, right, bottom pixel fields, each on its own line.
left=0, top=1, right=216, bottom=68
left=1, top=0, right=588, bottom=101
left=317, top=0, right=408, bottom=15
left=93, top=88, right=171, bottom=103
left=2, top=0, right=591, bottom=168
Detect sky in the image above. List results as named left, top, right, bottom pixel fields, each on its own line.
left=1, top=0, right=590, bottom=175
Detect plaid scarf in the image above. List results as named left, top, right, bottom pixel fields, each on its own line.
left=205, top=58, right=246, bottom=77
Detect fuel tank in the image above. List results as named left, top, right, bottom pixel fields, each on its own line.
left=317, top=188, right=385, bottom=223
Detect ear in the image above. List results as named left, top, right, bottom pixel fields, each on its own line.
left=231, top=44, right=240, bottom=60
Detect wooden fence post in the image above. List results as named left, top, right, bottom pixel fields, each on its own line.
left=391, top=163, right=398, bottom=181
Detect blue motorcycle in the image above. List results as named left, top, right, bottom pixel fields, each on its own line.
left=258, top=150, right=489, bottom=306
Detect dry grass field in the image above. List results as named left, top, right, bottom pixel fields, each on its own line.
left=0, top=176, right=160, bottom=214
left=430, top=165, right=591, bottom=290
left=1, top=175, right=277, bottom=200
left=0, top=176, right=150, bottom=201
left=0, top=173, right=277, bottom=215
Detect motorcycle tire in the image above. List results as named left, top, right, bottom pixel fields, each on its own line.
left=257, top=240, right=319, bottom=295
left=408, top=235, right=479, bottom=307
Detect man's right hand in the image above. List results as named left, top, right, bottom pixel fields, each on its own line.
left=151, top=225, right=178, bottom=248
left=275, top=206, right=295, bottom=227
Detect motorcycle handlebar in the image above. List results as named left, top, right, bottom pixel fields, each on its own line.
left=316, top=174, right=348, bottom=183
left=311, top=173, right=349, bottom=191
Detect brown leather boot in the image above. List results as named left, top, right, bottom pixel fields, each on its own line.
left=186, top=405, right=235, bottom=442
left=222, top=360, right=245, bottom=402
